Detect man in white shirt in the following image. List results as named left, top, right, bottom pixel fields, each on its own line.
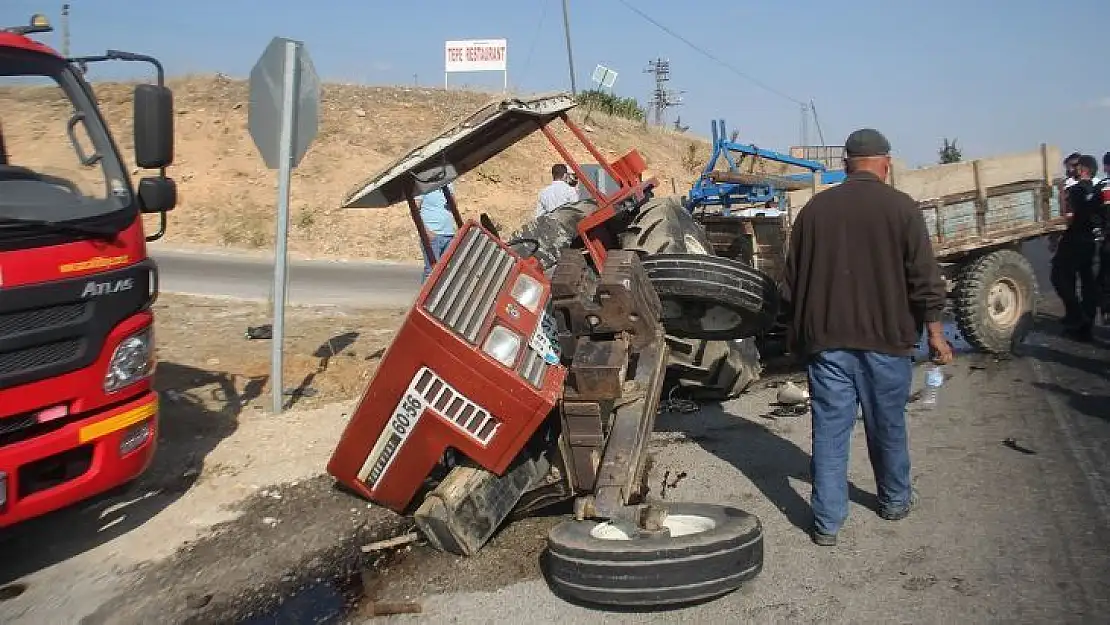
left=534, top=164, right=581, bottom=218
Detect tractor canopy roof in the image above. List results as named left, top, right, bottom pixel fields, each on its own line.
left=342, top=91, right=578, bottom=209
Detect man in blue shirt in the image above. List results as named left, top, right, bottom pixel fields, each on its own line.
left=415, top=183, right=457, bottom=281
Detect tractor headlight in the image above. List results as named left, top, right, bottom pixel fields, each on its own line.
left=510, top=273, right=543, bottom=313
left=482, top=325, right=521, bottom=367
left=104, top=328, right=154, bottom=393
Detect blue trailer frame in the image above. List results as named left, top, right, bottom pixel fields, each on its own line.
left=684, top=119, right=847, bottom=216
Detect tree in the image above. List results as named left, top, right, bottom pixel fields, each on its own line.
left=939, top=138, right=962, bottom=164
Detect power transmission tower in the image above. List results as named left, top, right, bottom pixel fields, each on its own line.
left=644, top=58, right=682, bottom=127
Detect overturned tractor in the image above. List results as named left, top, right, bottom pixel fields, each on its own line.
left=327, top=93, right=777, bottom=607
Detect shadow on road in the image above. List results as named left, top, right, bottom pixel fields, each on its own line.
left=0, top=361, right=252, bottom=586
left=285, top=331, right=361, bottom=410
left=655, top=402, right=877, bottom=532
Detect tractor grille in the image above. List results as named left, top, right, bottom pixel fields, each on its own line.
left=414, top=367, right=500, bottom=445
left=423, top=227, right=515, bottom=344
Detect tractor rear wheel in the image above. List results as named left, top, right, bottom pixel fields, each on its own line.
left=619, top=197, right=762, bottom=400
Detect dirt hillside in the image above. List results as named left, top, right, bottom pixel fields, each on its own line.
left=5, top=74, right=775, bottom=262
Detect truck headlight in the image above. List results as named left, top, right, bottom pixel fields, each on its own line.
left=104, top=328, right=154, bottom=393
left=481, top=325, right=521, bottom=367
left=510, top=273, right=543, bottom=313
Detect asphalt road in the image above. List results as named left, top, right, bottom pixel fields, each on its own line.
left=151, top=247, right=422, bottom=309
left=5, top=239, right=1108, bottom=624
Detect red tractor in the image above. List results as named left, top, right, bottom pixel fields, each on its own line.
left=328, top=93, right=777, bottom=607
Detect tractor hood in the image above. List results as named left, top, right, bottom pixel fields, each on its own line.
left=342, top=92, right=578, bottom=209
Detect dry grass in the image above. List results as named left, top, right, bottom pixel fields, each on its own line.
left=2, top=74, right=761, bottom=262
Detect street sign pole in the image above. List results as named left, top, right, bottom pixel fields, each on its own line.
left=248, top=36, right=320, bottom=415
left=270, top=40, right=299, bottom=415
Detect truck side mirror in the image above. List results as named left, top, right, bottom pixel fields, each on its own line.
left=138, top=176, right=177, bottom=213
left=133, top=84, right=174, bottom=169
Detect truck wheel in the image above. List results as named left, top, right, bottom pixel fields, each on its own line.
left=664, top=336, right=761, bottom=400
left=545, top=503, right=764, bottom=607
left=954, top=249, right=1037, bottom=354
left=641, top=254, right=780, bottom=340
left=618, top=196, right=712, bottom=255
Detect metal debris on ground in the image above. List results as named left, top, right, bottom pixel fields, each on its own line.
left=775, top=380, right=810, bottom=405
left=245, top=324, right=273, bottom=340
left=659, top=470, right=688, bottom=499
left=1002, top=438, right=1037, bottom=455
left=657, top=386, right=700, bottom=414
left=768, top=404, right=809, bottom=418
left=359, top=601, right=422, bottom=617
left=360, top=532, right=420, bottom=553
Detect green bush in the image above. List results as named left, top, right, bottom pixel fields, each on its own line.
left=576, top=89, right=646, bottom=122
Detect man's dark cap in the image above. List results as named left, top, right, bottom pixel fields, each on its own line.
left=844, top=128, right=891, bottom=158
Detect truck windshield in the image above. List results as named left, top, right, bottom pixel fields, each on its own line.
left=0, top=47, right=130, bottom=227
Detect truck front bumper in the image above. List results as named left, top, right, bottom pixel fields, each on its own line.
left=0, top=391, right=159, bottom=529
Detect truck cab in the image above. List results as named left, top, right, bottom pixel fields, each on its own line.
left=0, top=15, right=176, bottom=528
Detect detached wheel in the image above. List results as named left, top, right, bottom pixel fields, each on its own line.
left=545, top=503, right=764, bottom=607
left=954, top=249, right=1036, bottom=354
left=642, top=254, right=780, bottom=340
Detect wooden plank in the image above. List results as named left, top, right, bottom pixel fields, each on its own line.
left=786, top=145, right=1062, bottom=209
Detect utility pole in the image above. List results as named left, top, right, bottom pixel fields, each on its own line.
left=561, top=0, right=577, bottom=95
left=61, top=3, right=70, bottom=57
left=644, top=58, right=682, bottom=127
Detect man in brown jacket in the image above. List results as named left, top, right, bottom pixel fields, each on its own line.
left=782, top=128, right=953, bottom=547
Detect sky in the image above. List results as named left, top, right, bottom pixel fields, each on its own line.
left=4, top=0, right=1106, bottom=168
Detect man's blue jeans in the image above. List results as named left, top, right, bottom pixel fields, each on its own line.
left=421, top=234, right=454, bottom=282
left=807, top=349, right=913, bottom=535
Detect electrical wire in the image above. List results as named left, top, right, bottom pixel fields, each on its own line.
left=520, top=0, right=552, bottom=84
left=613, top=0, right=803, bottom=106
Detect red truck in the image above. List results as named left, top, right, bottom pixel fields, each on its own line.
left=0, top=14, right=176, bottom=528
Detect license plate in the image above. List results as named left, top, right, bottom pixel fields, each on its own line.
left=529, top=308, right=561, bottom=365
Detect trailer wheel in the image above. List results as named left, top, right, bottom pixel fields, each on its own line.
left=545, top=503, right=764, bottom=607
left=954, top=249, right=1037, bottom=354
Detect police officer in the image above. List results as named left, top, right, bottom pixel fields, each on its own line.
left=1099, top=152, right=1110, bottom=325
left=1051, top=154, right=1103, bottom=340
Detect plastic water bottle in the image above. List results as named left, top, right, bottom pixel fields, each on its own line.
left=921, top=363, right=944, bottom=409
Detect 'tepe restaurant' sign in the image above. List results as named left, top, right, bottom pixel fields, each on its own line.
left=444, top=39, right=508, bottom=73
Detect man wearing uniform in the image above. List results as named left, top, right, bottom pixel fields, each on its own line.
left=1099, top=153, right=1110, bottom=325
left=782, top=128, right=952, bottom=547
left=1051, top=154, right=1103, bottom=340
